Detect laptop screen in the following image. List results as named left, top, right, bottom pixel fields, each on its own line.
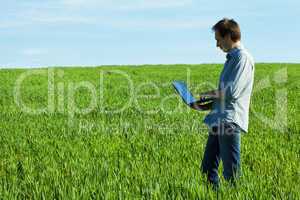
left=172, top=81, right=196, bottom=105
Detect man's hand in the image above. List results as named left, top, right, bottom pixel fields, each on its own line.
left=200, top=89, right=222, bottom=99
left=190, top=101, right=213, bottom=111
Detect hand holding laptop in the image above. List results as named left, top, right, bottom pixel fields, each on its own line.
left=190, top=100, right=213, bottom=110
left=200, top=89, right=221, bottom=99
left=172, top=81, right=214, bottom=111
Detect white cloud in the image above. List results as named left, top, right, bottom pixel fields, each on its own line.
left=0, top=5, right=211, bottom=30
left=61, top=0, right=101, bottom=8
left=104, top=18, right=213, bottom=29
left=61, top=0, right=193, bottom=10
left=33, top=14, right=95, bottom=24
left=118, top=0, right=193, bottom=10
left=0, top=10, right=95, bottom=29
left=0, top=0, right=210, bottom=30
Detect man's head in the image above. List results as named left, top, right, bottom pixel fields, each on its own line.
left=212, top=18, right=241, bottom=52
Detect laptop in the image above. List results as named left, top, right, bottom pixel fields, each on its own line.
left=172, top=81, right=213, bottom=110
left=172, top=81, right=197, bottom=105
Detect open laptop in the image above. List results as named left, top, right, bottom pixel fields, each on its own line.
left=172, top=81, right=197, bottom=105
left=172, top=81, right=213, bottom=110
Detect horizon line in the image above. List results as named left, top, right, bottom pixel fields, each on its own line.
left=0, top=62, right=298, bottom=70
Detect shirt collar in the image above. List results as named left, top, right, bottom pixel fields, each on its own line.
left=226, top=43, right=244, bottom=59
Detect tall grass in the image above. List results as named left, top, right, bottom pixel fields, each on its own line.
left=0, top=64, right=299, bottom=199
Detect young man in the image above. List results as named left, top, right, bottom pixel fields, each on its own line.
left=193, top=18, right=255, bottom=187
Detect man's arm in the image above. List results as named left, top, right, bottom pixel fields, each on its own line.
left=200, top=54, right=253, bottom=101
left=227, top=54, right=254, bottom=100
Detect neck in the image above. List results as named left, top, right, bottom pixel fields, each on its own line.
left=229, top=41, right=241, bottom=51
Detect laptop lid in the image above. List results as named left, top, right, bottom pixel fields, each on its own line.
left=172, top=81, right=197, bottom=105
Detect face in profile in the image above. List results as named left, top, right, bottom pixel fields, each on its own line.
left=215, top=31, right=231, bottom=53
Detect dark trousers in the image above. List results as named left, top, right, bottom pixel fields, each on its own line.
left=201, top=123, right=241, bottom=186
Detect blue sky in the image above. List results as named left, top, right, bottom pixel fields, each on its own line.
left=1, top=0, right=299, bottom=68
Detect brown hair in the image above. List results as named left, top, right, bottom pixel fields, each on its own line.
left=212, top=18, right=241, bottom=42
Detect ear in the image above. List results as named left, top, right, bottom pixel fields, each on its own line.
left=224, top=34, right=231, bottom=41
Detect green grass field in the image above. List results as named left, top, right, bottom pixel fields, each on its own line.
left=0, top=64, right=299, bottom=199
